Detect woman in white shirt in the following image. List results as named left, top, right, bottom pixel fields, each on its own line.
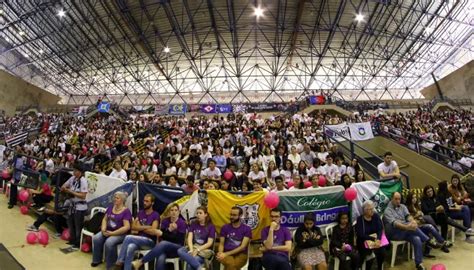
left=109, top=161, right=128, bottom=181
left=177, top=160, right=192, bottom=183
left=163, top=160, right=177, bottom=177
left=261, top=147, right=275, bottom=172
left=266, top=160, right=280, bottom=188
left=287, top=146, right=301, bottom=165
left=280, top=160, right=295, bottom=183
left=248, top=148, right=263, bottom=168
left=247, top=163, right=265, bottom=185
left=308, top=159, right=325, bottom=177
left=346, top=158, right=361, bottom=179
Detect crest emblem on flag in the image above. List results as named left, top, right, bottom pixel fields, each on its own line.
left=204, top=105, right=213, bottom=113
left=364, top=189, right=389, bottom=214
left=358, top=127, right=366, bottom=136
left=237, top=203, right=260, bottom=230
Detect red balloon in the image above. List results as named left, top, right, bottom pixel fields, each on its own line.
left=304, top=181, right=312, bottom=188
left=344, top=187, right=358, bottom=201
left=287, top=181, right=294, bottom=188
left=223, top=170, right=233, bottom=181
left=20, top=205, right=29, bottom=215
left=431, top=264, right=446, bottom=270
left=61, top=228, right=70, bottom=241
left=264, top=192, right=280, bottom=209
left=81, top=243, right=91, bottom=253
left=19, top=190, right=29, bottom=202
left=26, top=232, right=38, bottom=244
left=318, top=176, right=327, bottom=187
left=38, top=230, right=49, bottom=246
left=2, top=169, right=11, bottom=179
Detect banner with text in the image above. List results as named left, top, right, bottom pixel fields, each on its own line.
left=276, top=186, right=349, bottom=228
left=324, top=122, right=350, bottom=142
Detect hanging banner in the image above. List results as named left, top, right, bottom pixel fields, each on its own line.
left=154, top=105, right=169, bottom=115
left=277, top=186, right=348, bottom=228
left=97, top=101, right=110, bottom=113
left=200, top=104, right=217, bottom=113
left=168, top=104, right=187, bottom=115
left=217, top=104, right=233, bottom=113
left=324, top=122, right=350, bottom=142
left=348, top=122, right=374, bottom=141
left=207, top=190, right=270, bottom=240
left=137, top=182, right=186, bottom=215
left=350, top=180, right=402, bottom=221
left=85, top=172, right=133, bottom=212
left=309, top=95, right=326, bottom=105
left=233, top=104, right=247, bottom=113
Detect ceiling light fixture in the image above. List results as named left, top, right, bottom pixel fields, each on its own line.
left=163, top=46, right=170, bottom=53
left=39, top=49, right=44, bottom=54
left=355, top=13, right=364, bottom=22
left=18, top=30, right=25, bottom=36
left=254, top=6, right=264, bottom=18
left=57, top=9, right=66, bottom=17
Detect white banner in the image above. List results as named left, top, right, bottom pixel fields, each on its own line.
left=348, top=122, right=374, bottom=141
left=324, top=122, right=350, bottom=141
left=85, top=172, right=133, bottom=211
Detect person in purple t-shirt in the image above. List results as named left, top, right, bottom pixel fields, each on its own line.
left=178, top=206, right=216, bottom=270
left=91, top=191, right=132, bottom=269
left=217, top=206, right=252, bottom=270
left=132, top=203, right=186, bottom=270
left=116, top=194, right=160, bottom=270
left=260, top=208, right=292, bottom=270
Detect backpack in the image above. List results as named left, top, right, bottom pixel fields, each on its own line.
left=85, top=212, right=105, bottom=234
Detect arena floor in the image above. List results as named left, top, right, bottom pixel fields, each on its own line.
left=0, top=194, right=473, bottom=270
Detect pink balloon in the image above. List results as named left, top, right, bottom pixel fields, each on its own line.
left=318, top=176, right=327, bottom=187
left=38, top=230, right=49, bottom=246
left=431, top=264, right=446, bottom=270
left=223, top=170, right=233, bottom=181
left=61, top=228, right=70, bottom=241
left=287, top=181, right=294, bottom=188
left=304, top=181, right=312, bottom=188
left=81, top=242, right=91, bottom=253
left=19, top=190, right=29, bottom=202
left=344, top=244, right=352, bottom=252
left=20, top=205, right=29, bottom=215
left=264, top=191, right=280, bottom=209
left=26, top=232, right=38, bottom=244
left=344, top=187, right=358, bottom=201
left=2, top=169, right=11, bottom=179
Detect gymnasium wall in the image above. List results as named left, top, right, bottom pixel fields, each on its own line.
left=0, top=70, right=60, bottom=115
left=421, top=60, right=474, bottom=102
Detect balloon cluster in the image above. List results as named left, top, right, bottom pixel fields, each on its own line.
left=26, top=230, right=49, bottom=246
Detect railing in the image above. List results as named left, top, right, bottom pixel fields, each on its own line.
left=324, top=126, right=411, bottom=189
left=380, top=128, right=471, bottom=175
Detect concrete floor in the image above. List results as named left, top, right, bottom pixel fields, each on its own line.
left=0, top=194, right=473, bottom=270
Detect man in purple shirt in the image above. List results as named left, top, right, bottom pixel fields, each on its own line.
left=116, top=194, right=160, bottom=270
left=261, top=208, right=292, bottom=270
left=217, top=206, right=252, bottom=270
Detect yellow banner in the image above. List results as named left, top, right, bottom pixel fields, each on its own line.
left=207, top=190, right=270, bottom=240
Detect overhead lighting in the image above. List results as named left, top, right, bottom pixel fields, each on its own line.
left=0, top=9, right=4, bottom=15
left=23, top=53, right=28, bottom=58
left=163, top=46, right=170, bottom=53
left=18, top=30, right=25, bottom=36
left=424, top=26, right=433, bottom=34
left=57, top=9, right=66, bottom=17
left=254, top=6, right=264, bottom=18
left=39, top=49, right=44, bottom=54
left=355, top=13, right=364, bottom=22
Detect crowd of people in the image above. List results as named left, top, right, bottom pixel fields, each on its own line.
left=1, top=103, right=473, bottom=270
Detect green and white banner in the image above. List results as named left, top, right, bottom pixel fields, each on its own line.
left=350, top=180, right=403, bottom=221
left=276, top=186, right=348, bottom=228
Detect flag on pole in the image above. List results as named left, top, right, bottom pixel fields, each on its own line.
left=348, top=122, right=374, bottom=141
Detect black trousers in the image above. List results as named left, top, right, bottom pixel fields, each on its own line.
left=359, top=247, right=385, bottom=270
left=9, top=183, right=18, bottom=206
left=33, top=194, right=53, bottom=207
left=430, top=212, right=468, bottom=239
left=34, top=213, right=67, bottom=233
left=67, top=210, right=86, bottom=247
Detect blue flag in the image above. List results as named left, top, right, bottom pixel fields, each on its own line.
left=169, top=104, right=187, bottom=115
left=97, top=102, right=110, bottom=113
left=137, top=182, right=186, bottom=214
left=200, top=104, right=217, bottom=113
left=217, top=104, right=233, bottom=113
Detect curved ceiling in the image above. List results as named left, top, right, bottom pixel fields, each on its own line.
left=0, top=0, right=472, bottom=104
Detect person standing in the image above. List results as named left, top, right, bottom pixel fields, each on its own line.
left=260, top=208, right=292, bottom=270
left=61, top=164, right=88, bottom=249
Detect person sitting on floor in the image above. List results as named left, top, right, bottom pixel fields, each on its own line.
left=91, top=191, right=132, bottom=269
left=131, top=203, right=186, bottom=270
left=294, top=213, right=328, bottom=270
left=116, top=193, right=160, bottom=270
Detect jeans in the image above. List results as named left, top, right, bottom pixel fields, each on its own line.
left=261, top=253, right=292, bottom=270
left=92, top=232, right=126, bottom=268
left=67, top=210, right=86, bottom=247
left=141, top=240, right=182, bottom=270
left=390, top=228, right=429, bottom=265
left=419, top=224, right=444, bottom=243
left=117, top=235, right=155, bottom=270
left=177, top=247, right=205, bottom=270
left=449, top=205, right=472, bottom=229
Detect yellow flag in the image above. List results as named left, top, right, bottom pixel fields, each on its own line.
left=207, top=190, right=270, bottom=240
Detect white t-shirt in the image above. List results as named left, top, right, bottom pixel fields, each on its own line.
left=323, top=164, right=340, bottom=184
left=109, top=169, right=128, bottom=181
left=202, top=167, right=222, bottom=180
left=177, top=167, right=191, bottom=178
left=308, top=166, right=325, bottom=177
left=377, top=161, right=398, bottom=178
left=288, top=153, right=301, bottom=166
left=248, top=171, right=265, bottom=182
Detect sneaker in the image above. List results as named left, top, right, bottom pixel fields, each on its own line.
left=37, top=207, right=45, bottom=212
left=441, top=245, right=450, bottom=253
left=416, top=264, right=426, bottom=270
left=70, top=246, right=79, bottom=251
left=26, top=225, right=39, bottom=232
left=90, top=262, right=101, bottom=267
left=423, top=253, right=436, bottom=259
left=444, top=240, right=453, bottom=248
left=426, top=240, right=442, bottom=249
left=7, top=204, right=14, bottom=209
left=466, top=228, right=474, bottom=236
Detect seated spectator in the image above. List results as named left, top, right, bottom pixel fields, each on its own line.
left=272, top=176, right=287, bottom=191
left=377, top=152, right=400, bottom=180
left=449, top=174, right=473, bottom=207
left=384, top=192, right=441, bottom=270
left=116, top=194, right=159, bottom=270
left=27, top=203, right=67, bottom=237
left=355, top=201, right=385, bottom=270
left=289, top=175, right=304, bottom=190
left=330, top=212, right=360, bottom=270
left=217, top=206, right=252, bottom=270
left=167, top=175, right=180, bottom=188
left=323, top=155, right=339, bottom=186
left=201, top=160, right=222, bottom=182
left=437, top=181, right=474, bottom=243
left=177, top=161, right=192, bottom=183
left=337, top=174, right=352, bottom=189
left=162, top=160, right=177, bottom=177
left=461, top=165, right=474, bottom=199
left=260, top=208, right=292, bottom=270
left=294, top=213, right=327, bottom=270
left=280, top=160, right=295, bottom=183
left=296, top=160, right=309, bottom=179
left=177, top=206, right=216, bottom=270
left=248, top=163, right=265, bottom=186
left=132, top=203, right=186, bottom=269
left=109, top=161, right=128, bottom=181
left=182, top=175, right=199, bottom=194
left=355, top=170, right=366, bottom=182
left=346, top=158, right=361, bottom=179
left=91, top=191, right=132, bottom=268
left=266, top=160, right=280, bottom=188
left=335, top=157, right=347, bottom=176
left=213, top=147, right=227, bottom=173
